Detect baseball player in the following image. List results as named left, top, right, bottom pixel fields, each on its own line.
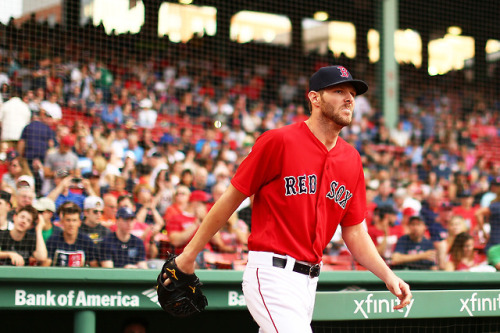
left=171, top=65, right=412, bottom=332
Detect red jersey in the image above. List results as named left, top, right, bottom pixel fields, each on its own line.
left=231, top=122, right=366, bottom=264
left=367, top=224, right=405, bottom=260
left=166, top=213, right=202, bottom=255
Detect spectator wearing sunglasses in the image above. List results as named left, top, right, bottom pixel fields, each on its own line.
left=80, top=196, right=111, bottom=246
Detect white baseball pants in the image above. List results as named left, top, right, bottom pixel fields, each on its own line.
left=242, top=251, right=319, bottom=333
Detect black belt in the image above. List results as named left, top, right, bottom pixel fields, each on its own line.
left=272, top=257, right=320, bottom=278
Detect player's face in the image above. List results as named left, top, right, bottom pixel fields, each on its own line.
left=318, top=83, right=356, bottom=127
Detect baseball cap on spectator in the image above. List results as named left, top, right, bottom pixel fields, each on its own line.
left=6, top=150, right=19, bottom=162
left=440, top=202, right=453, bottom=211
left=214, top=165, right=230, bottom=179
left=380, top=205, right=397, bottom=215
left=309, top=65, right=368, bottom=95
left=367, top=179, right=379, bottom=191
left=139, top=98, right=153, bottom=109
left=151, top=151, right=163, bottom=158
left=33, top=197, right=56, bottom=213
left=0, top=190, right=11, bottom=205
left=116, top=206, right=135, bottom=219
left=402, top=207, right=417, bottom=216
left=84, top=196, right=104, bottom=210
left=55, top=168, right=70, bottom=178
left=60, top=135, right=75, bottom=147
left=16, top=175, right=35, bottom=190
left=190, top=190, right=211, bottom=203
left=125, top=151, right=136, bottom=161
left=159, top=133, right=176, bottom=145
left=393, top=188, right=407, bottom=199
left=408, top=215, right=425, bottom=224
left=458, top=190, right=473, bottom=198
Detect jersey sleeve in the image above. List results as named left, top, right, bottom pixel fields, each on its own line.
left=231, top=130, right=284, bottom=197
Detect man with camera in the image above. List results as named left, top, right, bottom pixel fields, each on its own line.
left=47, top=169, right=98, bottom=211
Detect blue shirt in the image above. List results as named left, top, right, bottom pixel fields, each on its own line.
left=55, top=191, right=86, bottom=210
left=101, top=105, right=123, bottom=125
left=485, top=202, right=500, bottom=251
left=428, top=222, right=448, bottom=242
left=125, top=147, right=144, bottom=164
left=20, top=120, right=55, bottom=160
left=99, top=233, right=146, bottom=268
left=46, top=232, right=97, bottom=267
left=392, top=235, right=436, bottom=270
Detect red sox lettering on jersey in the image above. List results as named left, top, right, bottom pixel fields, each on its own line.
left=284, top=175, right=353, bottom=209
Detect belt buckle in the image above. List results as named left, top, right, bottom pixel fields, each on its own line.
left=309, top=264, right=320, bottom=278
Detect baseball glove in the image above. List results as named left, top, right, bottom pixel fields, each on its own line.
left=156, top=253, right=208, bottom=317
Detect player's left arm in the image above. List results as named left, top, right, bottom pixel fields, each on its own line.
left=342, top=223, right=412, bottom=309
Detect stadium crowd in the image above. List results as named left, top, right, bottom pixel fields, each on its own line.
left=0, top=18, right=499, bottom=272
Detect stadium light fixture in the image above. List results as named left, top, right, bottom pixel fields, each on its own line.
left=447, top=26, right=462, bottom=36
left=313, top=11, right=329, bottom=21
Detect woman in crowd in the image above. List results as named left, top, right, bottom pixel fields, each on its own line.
left=445, top=232, right=489, bottom=271
left=445, top=215, right=469, bottom=251
left=2, top=151, right=35, bottom=192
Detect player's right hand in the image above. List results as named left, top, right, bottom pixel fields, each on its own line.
left=391, top=277, right=412, bottom=310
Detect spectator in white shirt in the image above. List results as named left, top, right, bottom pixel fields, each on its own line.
left=0, top=91, right=32, bottom=145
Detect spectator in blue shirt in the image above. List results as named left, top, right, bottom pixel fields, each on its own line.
left=17, top=109, right=56, bottom=195
left=101, top=94, right=123, bottom=125
left=391, top=216, right=437, bottom=270
left=44, top=204, right=98, bottom=267
left=99, top=207, right=147, bottom=269
left=47, top=170, right=97, bottom=211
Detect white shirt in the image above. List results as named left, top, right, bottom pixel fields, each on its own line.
left=149, top=162, right=169, bottom=188
left=40, top=100, right=62, bottom=119
left=137, top=109, right=157, bottom=128
left=0, top=97, right=32, bottom=141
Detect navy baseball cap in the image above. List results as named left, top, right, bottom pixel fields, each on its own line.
left=309, top=65, right=368, bottom=95
left=6, top=150, right=19, bottom=162
left=116, top=207, right=135, bottom=219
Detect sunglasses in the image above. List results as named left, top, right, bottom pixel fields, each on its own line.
left=92, top=210, right=103, bottom=214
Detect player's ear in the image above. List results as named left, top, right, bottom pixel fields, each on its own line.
left=308, top=91, right=320, bottom=106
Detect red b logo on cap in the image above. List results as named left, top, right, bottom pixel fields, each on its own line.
left=337, top=66, right=349, bottom=78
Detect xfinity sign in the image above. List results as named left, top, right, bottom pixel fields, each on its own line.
left=353, top=293, right=414, bottom=319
